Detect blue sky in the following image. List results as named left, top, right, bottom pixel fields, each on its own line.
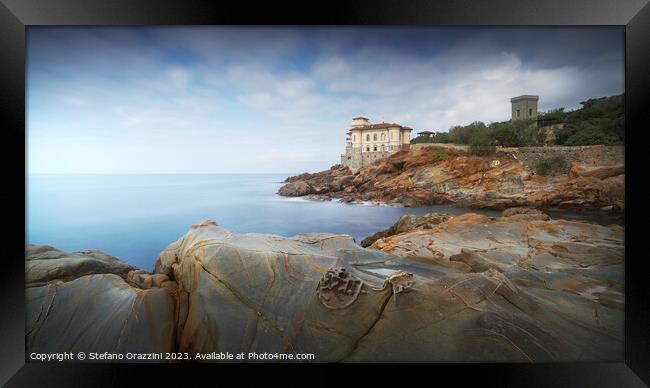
left=27, top=27, right=624, bottom=173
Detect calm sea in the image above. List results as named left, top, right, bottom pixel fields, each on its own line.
left=26, top=174, right=622, bottom=270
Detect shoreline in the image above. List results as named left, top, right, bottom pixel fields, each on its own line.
left=27, top=204, right=625, bottom=273
left=277, top=193, right=625, bottom=226
left=26, top=209, right=624, bottom=361
left=278, top=145, right=625, bottom=213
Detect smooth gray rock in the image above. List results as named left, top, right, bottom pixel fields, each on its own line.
left=26, top=213, right=624, bottom=362
left=26, top=245, right=135, bottom=286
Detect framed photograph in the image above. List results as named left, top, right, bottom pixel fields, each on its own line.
left=1, top=0, right=648, bottom=385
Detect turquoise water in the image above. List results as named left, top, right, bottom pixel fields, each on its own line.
left=26, top=174, right=621, bottom=271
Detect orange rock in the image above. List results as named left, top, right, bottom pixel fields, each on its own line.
left=278, top=147, right=625, bottom=210
left=569, top=164, right=624, bottom=180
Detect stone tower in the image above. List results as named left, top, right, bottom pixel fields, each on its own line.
left=511, top=95, right=539, bottom=121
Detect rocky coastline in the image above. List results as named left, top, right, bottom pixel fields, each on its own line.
left=26, top=209, right=624, bottom=362
left=277, top=145, right=625, bottom=211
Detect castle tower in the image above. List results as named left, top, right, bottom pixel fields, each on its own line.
left=351, top=116, right=369, bottom=127
left=511, top=95, right=539, bottom=121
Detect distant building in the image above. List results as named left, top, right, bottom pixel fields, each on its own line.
left=511, top=95, right=539, bottom=121
left=417, top=131, right=435, bottom=138
left=341, top=117, right=413, bottom=172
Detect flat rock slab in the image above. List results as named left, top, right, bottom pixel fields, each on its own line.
left=26, top=245, right=135, bottom=286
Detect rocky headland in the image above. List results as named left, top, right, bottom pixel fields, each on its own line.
left=278, top=145, right=625, bottom=210
left=26, top=210, right=624, bottom=362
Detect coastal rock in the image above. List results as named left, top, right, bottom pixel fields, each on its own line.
left=277, top=180, right=312, bottom=197
left=26, top=245, right=136, bottom=286
left=277, top=165, right=351, bottom=197
left=501, top=207, right=550, bottom=221
left=152, top=222, right=397, bottom=359
left=278, top=146, right=625, bottom=210
left=360, top=212, right=451, bottom=247
left=26, top=248, right=176, bottom=356
left=364, top=212, right=623, bottom=361
left=27, top=214, right=623, bottom=361
left=569, top=163, right=624, bottom=180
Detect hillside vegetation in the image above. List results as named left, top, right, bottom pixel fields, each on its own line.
left=410, top=94, right=624, bottom=148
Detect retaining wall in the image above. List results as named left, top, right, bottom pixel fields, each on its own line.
left=411, top=143, right=624, bottom=169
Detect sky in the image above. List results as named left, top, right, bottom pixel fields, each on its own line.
left=27, top=27, right=624, bottom=174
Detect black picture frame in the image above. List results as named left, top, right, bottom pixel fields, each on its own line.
left=1, top=0, right=649, bottom=386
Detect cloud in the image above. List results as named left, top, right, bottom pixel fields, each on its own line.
left=27, top=27, right=624, bottom=174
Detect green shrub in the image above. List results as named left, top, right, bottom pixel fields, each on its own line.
left=563, top=126, right=622, bottom=146
left=411, top=135, right=434, bottom=144
left=533, top=154, right=568, bottom=175
left=555, top=94, right=624, bottom=145
left=487, top=122, right=519, bottom=147
left=467, top=130, right=497, bottom=156
left=449, top=121, right=487, bottom=144
left=432, top=132, right=451, bottom=143
left=443, top=93, right=623, bottom=147
left=426, top=147, right=449, bottom=159
left=538, top=107, right=567, bottom=122
left=468, top=144, right=496, bottom=156
left=512, top=119, right=543, bottom=146
left=411, top=132, right=451, bottom=144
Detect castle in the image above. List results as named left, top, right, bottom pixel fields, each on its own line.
left=340, top=117, right=413, bottom=172
left=341, top=96, right=540, bottom=172
left=511, top=95, right=539, bottom=121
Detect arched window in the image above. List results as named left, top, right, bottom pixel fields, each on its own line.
left=366, top=146, right=370, bottom=152
left=366, top=134, right=370, bottom=141
left=381, top=133, right=386, bottom=141
left=373, top=134, right=377, bottom=141
left=374, top=146, right=377, bottom=151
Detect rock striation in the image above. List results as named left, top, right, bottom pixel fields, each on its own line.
left=277, top=146, right=625, bottom=210
left=360, top=212, right=451, bottom=247
left=26, top=246, right=176, bottom=356
left=26, top=214, right=623, bottom=362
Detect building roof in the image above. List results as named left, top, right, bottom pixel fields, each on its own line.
left=349, top=123, right=405, bottom=130
left=418, top=131, right=434, bottom=134
left=511, top=95, right=539, bottom=102
left=352, top=116, right=369, bottom=120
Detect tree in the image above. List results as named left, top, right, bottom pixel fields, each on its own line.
left=449, top=121, right=487, bottom=144
left=487, top=122, right=518, bottom=147
left=433, top=132, right=450, bottom=143
left=556, top=94, right=624, bottom=145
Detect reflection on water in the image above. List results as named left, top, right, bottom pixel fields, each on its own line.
left=27, top=174, right=623, bottom=270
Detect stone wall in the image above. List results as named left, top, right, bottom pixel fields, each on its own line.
left=411, top=143, right=469, bottom=151
left=341, top=150, right=393, bottom=172
left=411, top=143, right=623, bottom=169
left=497, top=145, right=624, bottom=169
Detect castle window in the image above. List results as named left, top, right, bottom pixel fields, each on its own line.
left=366, top=134, right=370, bottom=141
left=516, top=109, right=520, bottom=117
left=529, top=108, right=532, bottom=116
left=373, top=134, right=377, bottom=141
